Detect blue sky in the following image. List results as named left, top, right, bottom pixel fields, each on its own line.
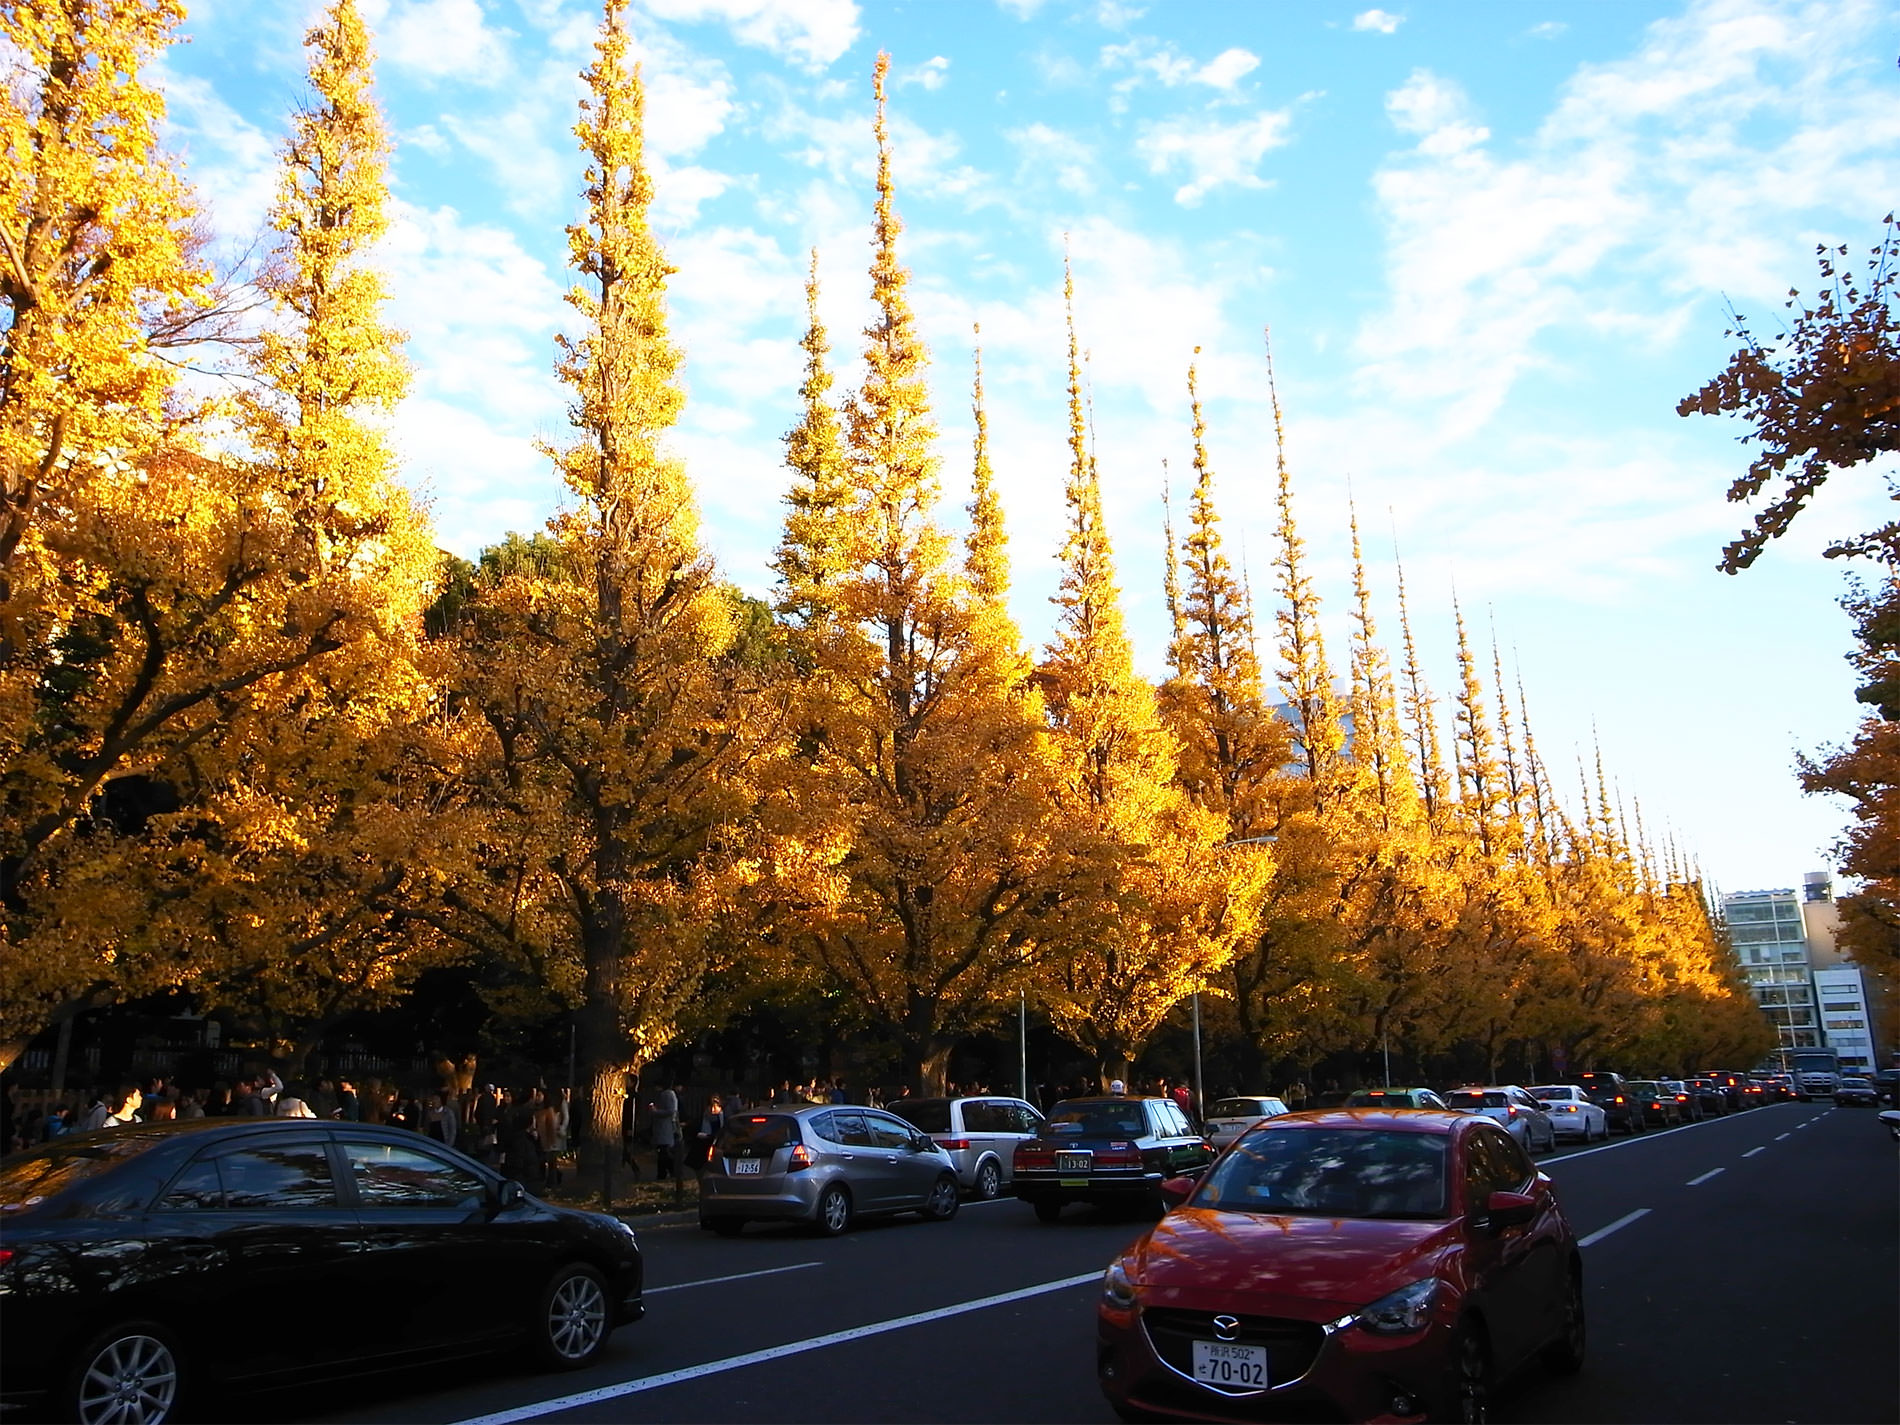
left=155, top=0, right=1899, bottom=893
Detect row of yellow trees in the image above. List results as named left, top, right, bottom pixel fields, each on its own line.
left=1, top=0, right=1772, bottom=1150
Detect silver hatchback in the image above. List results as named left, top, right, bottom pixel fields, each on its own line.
left=886, top=1096, right=1046, bottom=1199
left=698, top=1105, right=961, bottom=1236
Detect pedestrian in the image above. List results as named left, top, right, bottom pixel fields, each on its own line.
left=649, top=1083, right=681, bottom=1181
left=275, top=1094, right=317, bottom=1118
left=695, top=1094, right=725, bottom=1169
left=503, top=1087, right=543, bottom=1187
left=534, top=1089, right=561, bottom=1187
left=336, top=1078, right=360, bottom=1121
left=233, top=1077, right=269, bottom=1117
left=178, top=1089, right=206, bottom=1120
left=423, top=1088, right=459, bottom=1147
left=80, top=1084, right=142, bottom=1131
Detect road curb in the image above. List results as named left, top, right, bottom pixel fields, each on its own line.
left=615, top=1207, right=699, bottom=1227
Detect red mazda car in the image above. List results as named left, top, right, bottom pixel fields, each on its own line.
left=1096, top=1110, right=1584, bottom=1424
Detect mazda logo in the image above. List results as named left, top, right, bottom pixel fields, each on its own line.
left=1212, top=1314, right=1240, bottom=1341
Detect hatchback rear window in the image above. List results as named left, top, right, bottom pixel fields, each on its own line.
left=1529, top=1086, right=1572, bottom=1101
left=887, top=1101, right=951, bottom=1134
left=1208, top=1099, right=1271, bottom=1119
left=718, top=1116, right=800, bottom=1153
left=1199, top=1128, right=1448, bottom=1219
left=1445, top=1091, right=1509, bottom=1109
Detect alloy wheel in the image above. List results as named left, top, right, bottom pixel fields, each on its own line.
left=924, top=1174, right=959, bottom=1220
left=1454, top=1326, right=1491, bottom=1425
left=546, top=1270, right=609, bottom=1363
left=974, top=1159, right=1002, bottom=1200
left=76, top=1333, right=178, bottom=1425
left=819, top=1184, right=852, bottom=1235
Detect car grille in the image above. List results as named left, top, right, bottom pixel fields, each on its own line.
left=1141, top=1308, right=1325, bottom=1390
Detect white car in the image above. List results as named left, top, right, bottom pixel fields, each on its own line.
left=886, top=1095, right=1045, bottom=1199
left=1201, top=1095, right=1291, bottom=1149
left=1529, top=1084, right=1609, bottom=1142
left=1444, top=1084, right=1557, bottom=1152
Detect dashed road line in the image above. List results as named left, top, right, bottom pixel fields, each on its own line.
left=1775, top=1133, right=1791, bottom=1141
left=1577, top=1208, right=1651, bottom=1247
left=1742, top=1147, right=1766, bottom=1158
left=646, top=1261, right=820, bottom=1295
left=446, top=1270, right=1103, bottom=1425
left=1687, top=1167, right=1725, bottom=1186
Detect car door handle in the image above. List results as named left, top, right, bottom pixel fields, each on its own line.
left=837, top=1153, right=855, bottom=1161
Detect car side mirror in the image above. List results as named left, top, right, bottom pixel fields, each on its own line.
left=1159, top=1175, right=1199, bottom=1209
left=911, top=1135, right=933, bottom=1152
left=495, top=1179, right=525, bottom=1212
left=1480, top=1190, right=1537, bottom=1230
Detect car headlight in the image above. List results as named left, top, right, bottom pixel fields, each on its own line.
left=1346, top=1278, right=1439, bottom=1334
left=1102, top=1259, right=1139, bottom=1309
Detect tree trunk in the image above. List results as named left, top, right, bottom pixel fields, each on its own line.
left=913, top=1040, right=953, bottom=1097
left=1098, top=1050, right=1131, bottom=1091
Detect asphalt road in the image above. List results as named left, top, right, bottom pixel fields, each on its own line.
left=297, top=1101, right=1897, bottom=1425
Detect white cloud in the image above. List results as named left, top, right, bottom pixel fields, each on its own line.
left=365, top=0, right=512, bottom=83
left=1007, top=122, right=1097, bottom=195
left=1095, top=0, right=1148, bottom=27
left=1135, top=108, right=1294, bottom=205
left=151, top=63, right=280, bottom=243
left=895, top=56, right=951, bottom=91
left=1526, top=21, right=1568, bottom=39
left=642, top=0, right=860, bottom=71
left=1102, top=39, right=1263, bottom=92
left=1359, top=0, right=1900, bottom=443
left=995, top=0, right=1047, bottom=17
left=1352, top=9, right=1404, bottom=34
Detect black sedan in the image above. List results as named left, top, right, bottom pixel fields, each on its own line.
left=1010, top=1095, right=1214, bottom=1221
left=0, top=1118, right=643, bottom=1424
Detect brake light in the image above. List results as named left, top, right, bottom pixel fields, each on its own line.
left=1094, top=1148, right=1141, bottom=1168
left=1015, top=1146, right=1054, bottom=1169
left=787, top=1144, right=815, bottom=1171
left=1614, top=1095, right=1624, bottom=1104
left=1507, top=1105, right=1518, bottom=1118
left=0, top=1248, right=11, bottom=1268
left=939, top=1139, right=971, bottom=1151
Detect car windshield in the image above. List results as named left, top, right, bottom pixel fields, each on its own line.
left=1207, top=1098, right=1271, bottom=1119
left=0, top=1136, right=155, bottom=1213
left=1445, top=1091, right=1509, bottom=1109
left=1196, top=1128, right=1448, bottom=1219
left=1840, top=1078, right=1873, bottom=1088
left=887, top=1101, right=951, bottom=1133
left=1529, top=1086, right=1573, bottom=1101
left=1045, top=1102, right=1146, bottom=1137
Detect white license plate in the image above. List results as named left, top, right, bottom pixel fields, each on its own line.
left=733, top=1158, right=762, bottom=1175
left=1056, top=1152, right=1092, bottom=1172
left=1192, top=1340, right=1267, bottom=1389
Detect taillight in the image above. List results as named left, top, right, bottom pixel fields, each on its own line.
left=0, top=1248, right=11, bottom=1268
left=1507, top=1105, right=1518, bottom=1118
left=1614, top=1095, right=1624, bottom=1104
left=787, top=1144, right=815, bottom=1171
left=1094, top=1148, right=1141, bottom=1168
left=939, top=1138, right=971, bottom=1151
left=1015, top=1146, right=1053, bottom=1169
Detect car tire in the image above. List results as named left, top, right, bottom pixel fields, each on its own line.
left=973, top=1158, right=1003, bottom=1200
left=1436, top=1319, right=1492, bottom=1424
left=706, top=1217, right=745, bottom=1237
left=1033, top=1198, right=1064, bottom=1223
left=533, top=1263, right=612, bottom=1371
left=814, top=1183, right=852, bottom=1237
left=1543, top=1263, right=1587, bottom=1375
left=64, top=1320, right=184, bottom=1425
left=921, top=1173, right=960, bottom=1221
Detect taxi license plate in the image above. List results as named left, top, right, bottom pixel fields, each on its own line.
left=733, top=1158, right=762, bottom=1175
left=1192, top=1340, right=1267, bottom=1389
left=1055, top=1152, right=1092, bottom=1172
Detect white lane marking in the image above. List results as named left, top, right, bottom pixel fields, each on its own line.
left=447, top=1270, right=1104, bottom=1425
left=1775, top=1133, right=1791, bottom=1141
left=1577, top=1208, right=1651, bottom=1248
left=1687, top=1168, right=1724, bottom=1186
left=1537, top=1104, right=1775, bottom=1168
left=645, top=1262, right=820, bottom=1295
left=1742, top=1147, right=1766, bottom=1159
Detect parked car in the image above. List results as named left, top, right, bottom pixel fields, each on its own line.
left=1626, top=1082, right=1682, bottom=1128
left=1572, top=1072, right=1646, bottom=1134
left=1095, top=1109, right=1585, bottom=1423
left=1684, top=1077, right=1730, bottom=1117
left=0, top=1119, right=643, bottom=1425
left=887, top=1095, right=1045, bottom=1199
left=1833, top=1077, right=1881, bottom=1107
left=1658, top=1080, right=1705, bottom=1122
left=1201, top=1096, right=1291, bottom=1150
left=1699, top=1071, right=1753, bottom=1111
left=699, top=1104, right=960, bottom=1236
left=1012, top=1096, right=1214, bottom=1221
left=1528, top=1085, right=1609, bottom=1142
left=1443, top=1086, right=1557, bottom=1153
left=1879, top=1109, right=1900, bottom=1142
left=1343, top=1086, right=1449, bottom=1110
left=1868, top=1068, right=1900, bottom=1106
left=1757, top=1073, right=1797, bottom=1102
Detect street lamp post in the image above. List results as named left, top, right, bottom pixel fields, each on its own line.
left=1192, top=835, right=1278, bottom=1118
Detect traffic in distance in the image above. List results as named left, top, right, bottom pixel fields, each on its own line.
left=1, top=1067, right=1893, bottom=1425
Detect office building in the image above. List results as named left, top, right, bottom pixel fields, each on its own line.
left=1720, top=887, right=1821, bottom=1049
left=1812, top=966, right=1876, bottom=1072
